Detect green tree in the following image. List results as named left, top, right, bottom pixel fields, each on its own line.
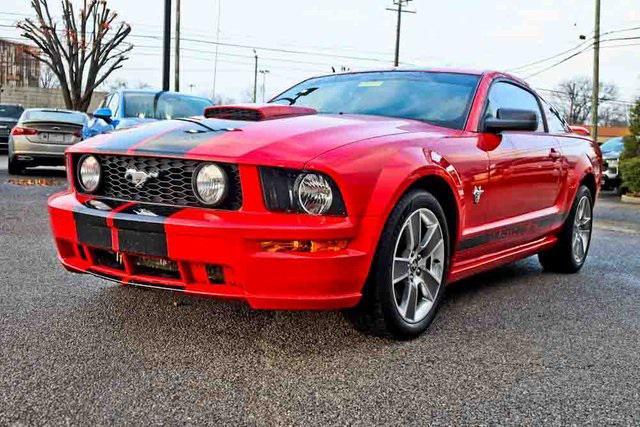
left=621, top=98, right=640, bottom=160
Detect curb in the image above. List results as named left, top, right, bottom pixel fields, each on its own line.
left=621, top=194, right=640, bottom=205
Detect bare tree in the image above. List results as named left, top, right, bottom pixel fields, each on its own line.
left=39, top=64, right=59, bottom=88
left=553, top=77, right=620, bottom=125
left=17, top=0, right=132, bottom=111
left=599, top=103, right=629, bottom=127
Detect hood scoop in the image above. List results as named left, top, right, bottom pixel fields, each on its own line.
left=204, top=104, right=317, bottom=121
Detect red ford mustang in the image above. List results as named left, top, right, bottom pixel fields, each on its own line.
left=48, top=69, right=602, bottom=338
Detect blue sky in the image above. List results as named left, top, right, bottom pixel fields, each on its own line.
left=2, top=0, right=639, bottom=104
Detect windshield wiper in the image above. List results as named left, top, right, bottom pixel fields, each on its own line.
left=272, top=87, right=318, bottom=105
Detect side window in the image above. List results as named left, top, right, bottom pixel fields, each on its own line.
left=485, top=81, right=545, bottom=132
left=101, top=94, right=111, bottom=109
left=107, top=93, right=120, bottom=115
left=542, top=100, right=568, bottom=134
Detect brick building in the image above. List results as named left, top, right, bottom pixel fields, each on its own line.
left=0, top=38, right=40, bottom=88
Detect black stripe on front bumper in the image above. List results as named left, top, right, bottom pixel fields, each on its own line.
left=73, top=208, right=111, bottom=249
left=73, top=203, right=178, bottom=257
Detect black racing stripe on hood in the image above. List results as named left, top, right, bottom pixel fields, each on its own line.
left=129, top=118, right=251, bottom=155
left=130, top=128, right=229, bottom=155
left=90, top=120, right=184, bottom=152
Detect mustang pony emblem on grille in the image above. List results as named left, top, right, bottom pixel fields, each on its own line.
left=124, top=168, right=160, bottom=188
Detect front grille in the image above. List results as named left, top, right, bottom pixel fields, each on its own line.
left=76, top=155, right=242, bottom=210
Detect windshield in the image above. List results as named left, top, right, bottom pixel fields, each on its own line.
left=20, top=109, right=87, bottom=125
left=123, top=92, right=212, bottom=120
left=270, top=71, right=480, bottom=129
left=0, top=105, right=23, bottom=120
left=601, top=137, right=624, bottom=152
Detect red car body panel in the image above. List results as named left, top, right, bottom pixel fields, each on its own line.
left=48, top=69, right=602, bottom=309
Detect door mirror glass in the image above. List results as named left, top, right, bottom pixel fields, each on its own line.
left=484, top=108, right=539, bottom=133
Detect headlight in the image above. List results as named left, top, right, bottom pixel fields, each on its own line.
left=259, top=167, right=346, bottom=216
left=192, top=163, right=228, bottom=206
left=295, top=173, right=333, bottom=215
left=77, top=155, right=101, bottom=193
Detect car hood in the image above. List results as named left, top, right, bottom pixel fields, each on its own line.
left=73, top=113, right=445, bottom=167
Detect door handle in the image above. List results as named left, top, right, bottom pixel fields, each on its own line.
left=549, top=148, right=561, bottom=160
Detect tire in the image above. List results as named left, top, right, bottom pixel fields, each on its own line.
left=346, top=190, right=450, bottom=339
left=8, top=155, right=25, bottom=175
left=538, top=185, right=593, bottom=273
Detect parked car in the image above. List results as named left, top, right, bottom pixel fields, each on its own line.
left=0, top=104, right=24, bottom=151
left=48, top=69, right=602, bottom=338
left=84, top=89, right=214, bottom=138
left=600, top=136, right=625, bottom=192
left=8, top=108, right=88, bottom=175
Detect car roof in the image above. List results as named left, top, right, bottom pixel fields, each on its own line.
left=306, top=67, right=528, bottom=86
left=116, top=89, right=211, bottom=100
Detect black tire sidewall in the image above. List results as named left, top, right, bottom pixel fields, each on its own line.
left=371, top=190, right=450, bottom=338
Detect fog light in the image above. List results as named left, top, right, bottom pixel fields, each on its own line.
left=260, top=240, right=348, bottom=253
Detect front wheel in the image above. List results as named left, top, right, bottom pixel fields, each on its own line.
left=347, top=190, right=450, bottom=339
left=539, top=185, right=593, bottom=273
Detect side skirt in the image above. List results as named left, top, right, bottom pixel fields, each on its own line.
left=448, top=235, right=558, bottom=283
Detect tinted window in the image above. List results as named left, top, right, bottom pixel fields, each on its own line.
left=107, top=93, right=120, bottom=115
left=542, top=100, right=567, bottom=134
left=123, top=92, right=212, bottom=119
left=270, top=71, right=480, bottom=130
left=0, top=105, right=23, bottom=119
left=20, top=109, right=87, bottom=125
left=485, top=82, right=544, bottom=132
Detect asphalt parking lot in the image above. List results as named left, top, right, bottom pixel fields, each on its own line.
left=1, top=155, right=639, bottom=425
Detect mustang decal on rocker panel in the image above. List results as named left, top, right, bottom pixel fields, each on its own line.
left=48, top=69, right=602, bottom=339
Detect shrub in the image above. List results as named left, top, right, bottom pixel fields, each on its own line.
left=621, top=98, right=640, bottom=160
left=620, top=157, right=640, bottom=195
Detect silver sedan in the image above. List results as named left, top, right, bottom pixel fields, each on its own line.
left=8, top=108, right=88, bottom=175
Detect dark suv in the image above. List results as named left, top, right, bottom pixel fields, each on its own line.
left=0, top=104, right=24, bottom=151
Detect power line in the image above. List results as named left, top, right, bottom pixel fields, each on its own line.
left=536, top=88, right=635, bottom=106
left=507, top=24, right=640, bottom=73
left=523, top=44, right=593, bottom=79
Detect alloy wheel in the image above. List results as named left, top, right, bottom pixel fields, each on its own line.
left=391, top=208, right=445, bottom=324
left=572, top=195, right=592, bottom=264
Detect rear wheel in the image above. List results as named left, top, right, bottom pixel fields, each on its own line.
left=347, top=190, right=449, bottom=339
left=539, top=185, right=593, bottom=273
left=8, top=155, right=25, bottom=175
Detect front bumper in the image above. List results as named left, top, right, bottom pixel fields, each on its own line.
left=48, top=192, right=373, bottom=310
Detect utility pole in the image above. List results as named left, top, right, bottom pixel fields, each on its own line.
left=174, top=0, right=180, bottom=92
left=386, top=0, right=415, bottom=67
left=253, top=49, right=258, bottom=103
left=259, top=69, right=270, bottom=102
left=590, top=0, right=601, bottom=142
left=162, top=0, right=171, bottom=91
left=212, top=0, right=222, bottom=102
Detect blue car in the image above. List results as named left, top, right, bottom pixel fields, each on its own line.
left=85, top=89, right=213, bottom=138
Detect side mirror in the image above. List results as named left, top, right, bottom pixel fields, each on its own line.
left=93, top=107, right=113, bottom=121
left=484, top=108, right=538, bottom=133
